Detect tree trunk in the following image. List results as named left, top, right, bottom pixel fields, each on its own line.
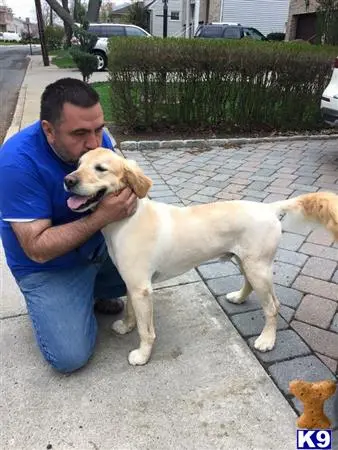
left=44, top=0, right=75, bottom=28
left=61, top=0, right=72, bottom=47
left=86, top=0, right=102, bottom=22
left=49, top=6, right=53, bottom=25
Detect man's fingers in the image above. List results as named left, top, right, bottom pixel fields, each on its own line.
left=117, top=187, right=133, bottom=200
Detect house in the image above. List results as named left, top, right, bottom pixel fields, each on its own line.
left=285, top=0, right=319, bottom=41
left=182, top=0, right=290, bottom=37
left=0, top=4, right=13, bottom=32
left=145, top=0, right=183, bottom=37
left=6, top=17, right=26, bottom=35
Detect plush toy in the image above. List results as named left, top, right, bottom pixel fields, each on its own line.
left=289, top=379, right=337, bottom=429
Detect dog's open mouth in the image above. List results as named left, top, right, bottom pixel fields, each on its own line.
left=67, top=188, right=107, bottom=211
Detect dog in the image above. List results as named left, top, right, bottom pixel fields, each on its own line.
left=64, top=147, right=338, bottom=366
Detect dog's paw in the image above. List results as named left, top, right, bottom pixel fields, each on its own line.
left=112, top=320, right=131, bottom=335
left=128, top=349, right=150, bottom=366
left=254, top=334, right=275, bottom=352
left=226, top=290, right=246, bottom=304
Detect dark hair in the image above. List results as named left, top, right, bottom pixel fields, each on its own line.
left=40, top=78, right=100, bottom=124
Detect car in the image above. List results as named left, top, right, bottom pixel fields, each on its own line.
left=321, top=56, right=338, bottom=126
left=1, top=31, right=21, bottom=42
left=194, top=23, right=266, bottom=40
left=72, top=23, right=152, bottom=71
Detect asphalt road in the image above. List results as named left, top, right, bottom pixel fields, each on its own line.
left=0, top=45, right=40, bottom=144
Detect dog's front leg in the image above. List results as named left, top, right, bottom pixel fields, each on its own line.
left=127, top=285, right=155, bottom=366
left=112, top=293, right=136, bottom=335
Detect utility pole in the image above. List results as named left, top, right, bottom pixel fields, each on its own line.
left=25, top=18, right=32, bottom=56
left=163, top=0, right=168, bottom=38
left=34, top=0, right=50, bottom=66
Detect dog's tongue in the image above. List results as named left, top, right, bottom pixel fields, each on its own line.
left=67, top=195, right=91, bottom=210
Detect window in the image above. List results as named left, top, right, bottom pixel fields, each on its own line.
left=223, top=27, right=241, bottom=39
left=105, top=26, right=125, bottom=37
left=170, top=11, right=180, bottom=21
left=88, top=25, right=103, bottom=37
left=125, top=26, right=148, bottom=36
left=201, top=25, right=224, bottom=38
left=243, top=27, right=266, bottom=40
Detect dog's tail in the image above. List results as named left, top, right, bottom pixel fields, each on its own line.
left=271, top=192, right=338, bottom=241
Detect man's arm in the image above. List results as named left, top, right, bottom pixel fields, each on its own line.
left=11, top=188, right=137, bottom=264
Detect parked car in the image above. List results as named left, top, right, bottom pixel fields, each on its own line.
left=72, top=23, right=152, bottom=71
left=194, top=23, right=266, bottom=41
left=321, top=57, right=338, bottom=126
left=1, top=31, right=21, bottom=42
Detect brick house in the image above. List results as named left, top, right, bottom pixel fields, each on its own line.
left=0, top=5, right=13, bottom=32
left=285, top=0, right=319, bottom=41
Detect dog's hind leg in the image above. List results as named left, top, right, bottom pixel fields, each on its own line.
left=241, top=259, right=279, bottom=352
left=112, top=292, right=136, bottom=335
left=126, top=283, right=156, bottom=366
left=226, top=256, right=253, bottom=304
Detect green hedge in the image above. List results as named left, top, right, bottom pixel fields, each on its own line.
left=107, top=38, right=337, bottom=133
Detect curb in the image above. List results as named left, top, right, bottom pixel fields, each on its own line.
left=120, top=133, right=338, bottom=151
left=3, top=56, right=30, bottom=143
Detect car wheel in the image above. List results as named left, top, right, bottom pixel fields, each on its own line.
left=93, top=51, right=107, bottom=71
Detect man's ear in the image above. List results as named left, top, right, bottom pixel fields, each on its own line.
left=123, top=160, right=152, bottom=198
left=41, top=120, right=56, bottom=146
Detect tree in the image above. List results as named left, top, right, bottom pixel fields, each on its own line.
left=125, top=1, right=150, bottom=32
left=73, top=0, right=87, bottom=24
left=44, top=0, right=75, bottom=27
left=45, top=0, right=102, bottom=27
left=86, top=0, right=102, bottom=22
left=99, top=0, right=114, bottom=22
left=61, top=0, right=73, bottom=46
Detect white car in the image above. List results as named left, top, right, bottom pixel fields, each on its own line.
left=2, top=31, right=21, bottom=42
left=72, top=23, right=151, bottom=71
left=321, top=57, right=338, bottom=126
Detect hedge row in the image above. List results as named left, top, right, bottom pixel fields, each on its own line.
left=107, top=37, right=336, bottom=132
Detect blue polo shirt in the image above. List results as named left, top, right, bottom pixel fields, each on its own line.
left=0, top=121, right=114, bottom=280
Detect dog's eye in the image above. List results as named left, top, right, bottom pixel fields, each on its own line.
left=95, top=165, right=107, bottom=172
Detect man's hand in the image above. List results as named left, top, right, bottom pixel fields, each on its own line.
left=11, top=188, right=138, bottom=264
left=93, top=187, right=138, bottom=228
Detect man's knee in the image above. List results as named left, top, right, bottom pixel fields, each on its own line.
left=42, top=341, right=95, bottom=374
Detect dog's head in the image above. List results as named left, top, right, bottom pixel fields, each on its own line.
left=64, top=147, right=152, bottom=212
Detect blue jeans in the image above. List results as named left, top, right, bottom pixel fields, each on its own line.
left=17, top=244, right=126, bottom=373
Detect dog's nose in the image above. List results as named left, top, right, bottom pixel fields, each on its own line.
left=64, top=175, right=79, bottom=190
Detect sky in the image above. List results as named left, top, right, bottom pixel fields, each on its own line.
left=7, top=0, right=36, bottom=21
left=6, top=0, right=128, bottom=22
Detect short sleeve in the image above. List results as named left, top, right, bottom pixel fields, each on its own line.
left=0, top=164, right=52, bottom=222
left=102, top=129, right=115, bottom=151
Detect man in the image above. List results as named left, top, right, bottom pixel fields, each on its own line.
left=0, top=78, right=137, bottom=373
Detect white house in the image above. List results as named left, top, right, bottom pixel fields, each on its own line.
left=182, top=0, right=290, bottom=38
left=219, top=0, right=289, bottom=35
left=146, top=0, right=184, bottom=37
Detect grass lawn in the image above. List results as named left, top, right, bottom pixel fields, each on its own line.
left=91, top=82, right=112, bottom=122
left=50, top=49, right=75, bottom=68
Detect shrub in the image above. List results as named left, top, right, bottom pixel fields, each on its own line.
left=266, top=32, right=285, bottom=41
left=73, top=26, right=97, bottom=53
left=107, top=37, right=336, bottom=133
left=45, top=25, right=65, bottom=51
left=70, top=47, right=98, bottom=82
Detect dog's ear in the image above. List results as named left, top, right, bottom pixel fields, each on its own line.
left=123, top=160, right=152, bottom=198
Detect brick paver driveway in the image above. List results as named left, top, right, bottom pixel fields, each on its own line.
left=123, top=138, right=338, bottom=429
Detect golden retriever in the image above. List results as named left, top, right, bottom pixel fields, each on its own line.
left=64, top=147, right=338, bottom=366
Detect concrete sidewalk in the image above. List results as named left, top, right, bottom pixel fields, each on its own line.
left=0, top=54, right=335, bottom=449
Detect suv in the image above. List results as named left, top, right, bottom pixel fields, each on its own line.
left=194, top=23, right=266, bottom=40
left=87, top=23, right=151, bottom=71
left=321, top=56, right=338, bottom=126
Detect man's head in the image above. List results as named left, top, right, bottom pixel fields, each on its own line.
left=40, top=78, right=104, bottom=164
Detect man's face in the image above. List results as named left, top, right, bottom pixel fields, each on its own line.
left=42, top=102, right=105, bottom=164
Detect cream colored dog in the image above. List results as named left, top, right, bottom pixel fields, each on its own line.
left=65, top=147, right=338, bottom=366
